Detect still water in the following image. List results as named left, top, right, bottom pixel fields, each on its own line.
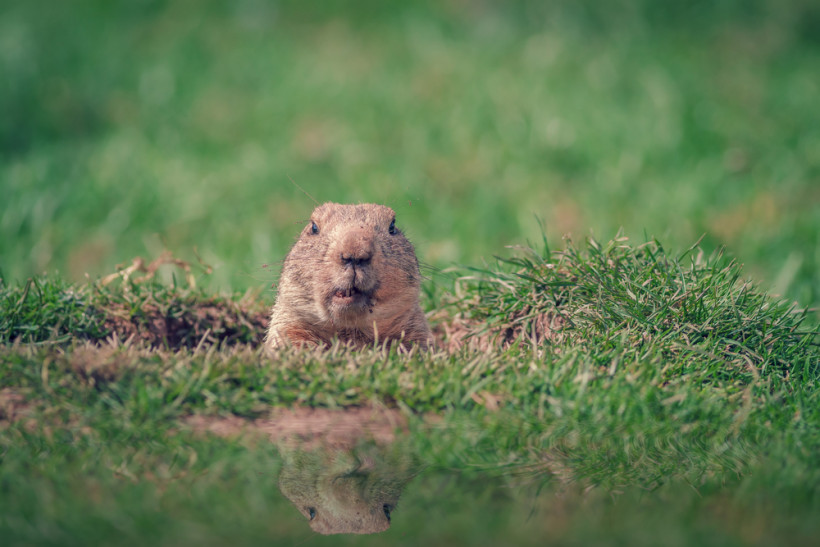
left=205, top=408, right=759, bottom=546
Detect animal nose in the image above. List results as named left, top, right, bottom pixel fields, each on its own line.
left=340, top=249, right=372, bottom=267
left=339, top=228, right=374, bottom=267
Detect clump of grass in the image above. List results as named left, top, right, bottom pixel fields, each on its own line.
left=0, top=275, right=269, bottom=348
left=0, top=276, right=108, bottom=344
left=445, top=235, right=818, bottom=383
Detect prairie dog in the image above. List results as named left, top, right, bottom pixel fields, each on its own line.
left=267, top=203, right=431, bottom=350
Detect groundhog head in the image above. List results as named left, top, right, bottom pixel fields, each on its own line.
left=278, top=442, right=416, bottom=535
left=267, top=203, right=431, bottom=349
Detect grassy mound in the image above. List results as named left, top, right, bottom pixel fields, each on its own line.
left=1, top=236, right=818, bottom=545
left=441, top=236, right=817, bottom=380
left=0, top=275, right=268, bottom=348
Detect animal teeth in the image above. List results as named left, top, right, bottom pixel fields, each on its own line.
left=335, top=288, right=357, bottom=298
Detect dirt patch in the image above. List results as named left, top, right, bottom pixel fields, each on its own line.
left=185, top=407, right=411, bottom=449
left=430, top=308, right=565, bottom=353
left=102, top=298, right=268, bottom=349
left=67, top=343, right=136, bottom=385
left=92, top=252, right=270, bottom=349
left=0, top=388, right=32, bottom=426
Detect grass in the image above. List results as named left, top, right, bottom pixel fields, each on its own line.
left=2, top=0, right=820, bottom=307
left=2, top=236, right=819, bottom=545
left=2, top=0, right=820, bottom=544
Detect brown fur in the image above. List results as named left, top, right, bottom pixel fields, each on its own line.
left=267, top=203, right=432, bottom=351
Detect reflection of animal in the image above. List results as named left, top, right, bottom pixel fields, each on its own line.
left=278, top=445, right=415, bottom=535
left=266, top=203, right=432, bottom=350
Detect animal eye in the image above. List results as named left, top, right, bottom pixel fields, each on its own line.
left=388, top=219, right=397, bottom=235
left=308, top=507, right=316, bottom=520
left=310, top=221, right=319, bottom=235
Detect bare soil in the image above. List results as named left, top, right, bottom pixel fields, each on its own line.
left=184, top=407, right=412, bottom=449
left=101, top=298, right=269, bottom=349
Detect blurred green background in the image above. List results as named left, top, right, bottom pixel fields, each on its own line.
left=2, top=0, right=819, bottom=306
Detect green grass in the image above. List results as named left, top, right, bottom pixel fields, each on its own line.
left=2, top=236, right=819, bottom=544
left=2, top=1, right=820, bottom=544
left=0, top=274, right=267, bottom=348
left=2, top=0, right=820, bottom=307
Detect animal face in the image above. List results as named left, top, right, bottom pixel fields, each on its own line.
left=287, top=203, right=420, bottom=328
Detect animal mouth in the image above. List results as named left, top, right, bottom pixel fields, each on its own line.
left=331, top=286, right=370, bottom=305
